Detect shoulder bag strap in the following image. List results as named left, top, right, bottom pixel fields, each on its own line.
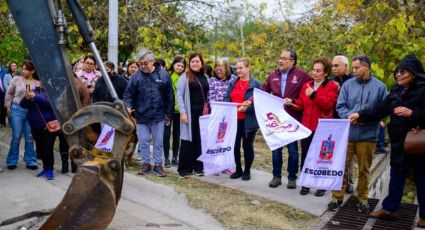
left=35, top=102, right=48, bottom=127
left=194, top=75, right=206, bottom=104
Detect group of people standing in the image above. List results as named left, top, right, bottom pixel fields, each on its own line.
left=122, top=50, right=262, bottom=180
left=1, top=49, right=424, bottom=228
left=261, top=51, right=424, bottom=228
left=128, top=49, right=424, bottom=228
left=0, top=58, right=92, bottom=178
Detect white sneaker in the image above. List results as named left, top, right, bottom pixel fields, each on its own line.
left=133, top=153, right=142, bottom=161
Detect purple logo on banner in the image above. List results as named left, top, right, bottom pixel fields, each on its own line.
left=263, top=112, right=300, bottom=136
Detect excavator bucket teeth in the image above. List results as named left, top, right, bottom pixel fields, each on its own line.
left=7, top=1, right=134, bottom=228
left=40, top=165, right=118, bottom=230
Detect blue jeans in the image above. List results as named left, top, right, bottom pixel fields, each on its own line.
left=7, top=103, right=36, bottom=167
left=136, top=120, right=164, bottom=165
left=382, top=167, right=425, bottom=218
left=376, top=125, right=385, bottom=149
left=272, top=141, right=299, bottom=180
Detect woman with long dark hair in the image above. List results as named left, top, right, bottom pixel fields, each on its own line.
left=122, top=61, right=139, bottom=81
left=3, top=62, right=18, bottom=92
left=176, top=53, right=209, bottom=178
left=5, top=59, right=39, bottom=170
left=20, top=83, right=58, bottom=179
left=163, top=56, right=186, bottom=167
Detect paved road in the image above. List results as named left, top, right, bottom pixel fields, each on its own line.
left=0, top=127, right=222, bottom=230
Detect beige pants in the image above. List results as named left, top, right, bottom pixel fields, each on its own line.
left=332, top=141, right=376, bottom=202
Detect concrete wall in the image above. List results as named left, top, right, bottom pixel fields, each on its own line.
left=369, top=155, right=391, bottom=200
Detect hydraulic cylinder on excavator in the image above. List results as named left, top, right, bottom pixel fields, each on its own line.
left=7, top=0, right=135, bottom=229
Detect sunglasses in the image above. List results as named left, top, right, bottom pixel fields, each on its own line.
left=395, top=69, right=409, bottom=75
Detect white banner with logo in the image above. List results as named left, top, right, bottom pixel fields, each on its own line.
left=94, top=124, right=115, bottom=152
left=253, top=88, right=312, bottom=151
left=299, top=119, right=350, bottom=190
left=198, top=102, right=238, bottom=175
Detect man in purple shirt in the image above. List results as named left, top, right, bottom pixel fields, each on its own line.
left=261, top=49, right=311, bottom=189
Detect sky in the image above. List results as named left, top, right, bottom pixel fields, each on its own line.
left=185, top=0, right=317, bottom=26
left=249, top=0, right=316, bottom=20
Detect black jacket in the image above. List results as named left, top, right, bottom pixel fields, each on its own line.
left=330, top=73, right=353, bottom=87
left=358, top=77, right=425, bottom=169
left=330, top=74, right=353, bottom=118
left=92, top=73, right=128, bottom=103
left=123, top=65, right=174, bottom=124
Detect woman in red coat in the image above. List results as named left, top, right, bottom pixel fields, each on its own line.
left=284, top=57, right=339, bottom=196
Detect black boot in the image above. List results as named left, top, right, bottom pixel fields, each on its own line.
left=71, top=160, right=78, bottom=173
left=60, top=153, right=69, bottom=173
left=62, top=161, right=69, bottom=173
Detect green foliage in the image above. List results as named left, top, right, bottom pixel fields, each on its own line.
left=1, top=0, right=210, bottom=65
left=338, top=0, right=425, bottom=85
left=203, top=0, right=425, bottom=84
left=66, top=0, right=209, bottom=63
left=1, top=0, right=424, bottom=82
left=0, top=0, right=7, bottom=13
left=0, top=34, right=27, bottom=63
left=0, top=1, right=27, bottom=64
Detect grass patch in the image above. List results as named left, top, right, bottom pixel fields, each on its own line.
left=128, top=168, right=315, bottom=230
left=252, top=133, right=273, bottom=172
left=402, top=172, right=418, bottom=204
left=251, top=132, right=293, bottom=178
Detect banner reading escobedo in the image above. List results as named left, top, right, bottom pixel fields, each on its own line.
left=299, top=119, right=350, bottom=190
left=198, top=102, right=238, bottom=175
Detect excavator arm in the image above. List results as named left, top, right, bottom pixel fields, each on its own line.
left=7, top=0, right=135, bottom=229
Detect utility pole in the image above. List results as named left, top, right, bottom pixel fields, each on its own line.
left=240, top=22, right=245, bottom=56
left=108, top=0, right=119, bottom=70
left=214, top=17, right=218, bottom=61
left=239, top=6, right=245, bottom=57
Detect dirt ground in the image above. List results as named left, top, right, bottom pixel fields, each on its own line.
left=129, top=168, right=319, bottom=230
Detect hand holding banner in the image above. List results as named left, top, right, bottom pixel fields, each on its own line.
left=253, top=88, right=312, bottom=151
left=198, top=102, right=238, bottom=175
left=299, top=119, right=350, bottom=190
